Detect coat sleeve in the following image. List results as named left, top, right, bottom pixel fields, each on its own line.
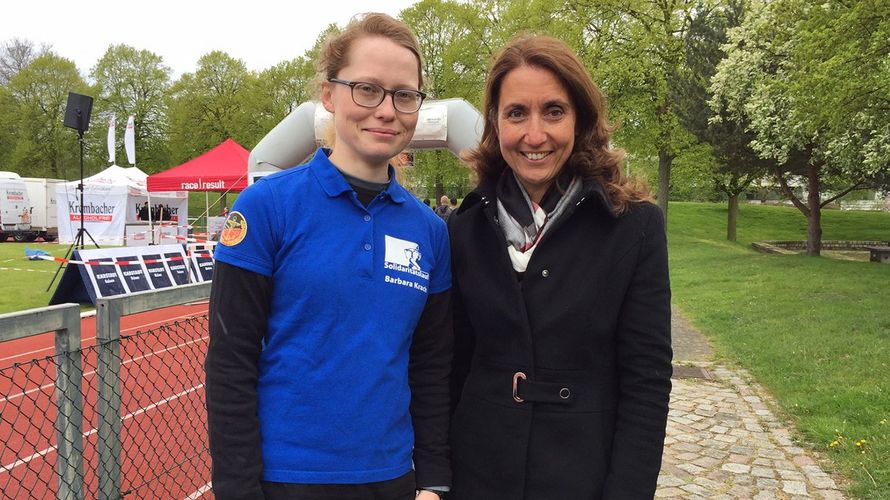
left=448, top=273, right=476, bottom=413
left=409, top=290, right=454, bottom=489
left=205, top=261, right=272, bottom=500
left=602, top=205, right=673, bottom=499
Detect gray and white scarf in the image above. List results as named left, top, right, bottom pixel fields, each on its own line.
left=495, top=170, right=583, bottom=272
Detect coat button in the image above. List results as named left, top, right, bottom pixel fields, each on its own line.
left=363, top=214, right=371, bottom=222
left=541, top=269, right=550, bottom=278
left=363, top=243, right=372, bottom=251
left=559, top=387, right=571, bottom=399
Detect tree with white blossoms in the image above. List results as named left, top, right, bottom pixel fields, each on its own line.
left=709, top=0, right=890, bottom=256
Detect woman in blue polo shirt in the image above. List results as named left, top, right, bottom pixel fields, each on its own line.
left=205, top=13, right=451, bottom=500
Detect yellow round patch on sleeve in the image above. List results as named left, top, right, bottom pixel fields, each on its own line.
left=219, top=211, right=248, bottom=246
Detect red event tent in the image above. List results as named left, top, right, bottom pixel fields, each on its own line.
left=146, top=138, right=249, bottom=193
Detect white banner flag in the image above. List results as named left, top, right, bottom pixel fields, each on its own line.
left=124, top=115, right=136, bottom=165
left=107, top=114, right=116, bottom=163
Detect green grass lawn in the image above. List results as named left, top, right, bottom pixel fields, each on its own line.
left=669, top=202, right=890, bottom=499
left=0, top=242, right=84, bottom=314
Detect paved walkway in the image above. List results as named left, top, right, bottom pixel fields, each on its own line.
left=659, top=306, right=847, bottom=499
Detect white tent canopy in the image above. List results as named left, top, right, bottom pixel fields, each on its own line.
left=56, top=165, right=188, bottom=246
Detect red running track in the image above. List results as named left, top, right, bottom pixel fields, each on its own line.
left=0, top=302, right=214, bottom=499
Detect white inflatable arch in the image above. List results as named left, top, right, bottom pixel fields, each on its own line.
left=248, top=98, right=484, bottom=182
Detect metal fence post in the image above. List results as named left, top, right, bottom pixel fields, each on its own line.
left=96, top=299, right=123, bottom=500
left=0, top=303, right=85, bottom=499
left=55, top=305, right=84, bottom=500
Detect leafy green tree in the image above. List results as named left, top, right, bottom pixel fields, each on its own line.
left=249, top=57, right=315, bottom=139
left=673, top=0, right=774, bottom=240
left=401, top=0, right=486, bottom=198
left=789, top=0, right=889, bottom=191
left=0, top=86, right=16, bottom=169
left=3, top=53, right=92, bottom=178
left=166, top=51, right=256, bottom=164
left=710, top=0, right=889, bottom=255
left=91, top=44, right=173, bottom=169
left=554, top=0, right=698, bottom=220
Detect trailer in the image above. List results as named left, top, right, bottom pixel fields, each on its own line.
left=0, top=171, right=33, bottom=242
left=21, top=177, right=64, bottom=242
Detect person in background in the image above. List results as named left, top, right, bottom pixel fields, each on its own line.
left=449, top=197, right=458, bottom=211
left=423, top=198, right=432, bottom=208
left=434, top=195, right=452, bottom=221
left=448, top=34, right=672, bottom=499
left=205, top=13, right=452, bottom=500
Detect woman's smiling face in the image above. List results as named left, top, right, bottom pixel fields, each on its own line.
left=496, top=64, right=576, bottom=203
left=321, top=36, right=421, bottom=176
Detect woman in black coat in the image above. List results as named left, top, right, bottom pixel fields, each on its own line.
left=448, top=34, right=672, bottom=500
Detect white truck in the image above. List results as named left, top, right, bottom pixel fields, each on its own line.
left=0, top=171, right=33, bottom=242
left=22, top=177, right=64, bottom=242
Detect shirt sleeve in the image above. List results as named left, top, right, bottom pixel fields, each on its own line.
left=425, top=219, right=452, bottom=294
left=205, top=261, right=272, bottom=499
left=213, top=179, right=278, bottom=277
left=409, top=290, right=454, bottom=489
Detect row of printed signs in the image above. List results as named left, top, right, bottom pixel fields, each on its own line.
left=78, top=244, right=213, bottom=300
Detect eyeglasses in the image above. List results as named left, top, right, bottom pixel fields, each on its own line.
left=328, top=78, right=427, bottom=114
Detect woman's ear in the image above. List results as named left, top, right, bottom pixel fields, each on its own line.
left=321, top=81, right=335, bottom=113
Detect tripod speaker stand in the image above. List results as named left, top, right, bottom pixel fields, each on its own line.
left=47, top=92, right=100, bottom=291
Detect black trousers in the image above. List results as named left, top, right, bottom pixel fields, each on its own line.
left=261, top=470, right=415, bottom=500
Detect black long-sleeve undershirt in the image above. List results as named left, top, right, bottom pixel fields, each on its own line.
left=205, top=261, right=270, bottom=499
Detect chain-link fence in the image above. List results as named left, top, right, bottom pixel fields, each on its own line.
left=1, top=283, right=212, bottom=500
left=0, top=349, right=84, bottom=499
left=115, top=317, right=210, bottom=498
left=1, top=304, right=83, bottom=500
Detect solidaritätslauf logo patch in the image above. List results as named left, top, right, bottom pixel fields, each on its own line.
left=383, top=235, right=430, bottom=292
left=384, top=235, right=426, bottom=272
left=219, top=211, right=247, bottom=246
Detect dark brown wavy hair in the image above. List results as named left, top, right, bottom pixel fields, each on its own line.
left=464, top=34, right=651, bottom=213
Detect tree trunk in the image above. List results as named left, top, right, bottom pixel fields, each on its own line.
left=805, top=164, right=822, bottom=256
left=727, top=194, right=738, bottom=242
left=657, top=147, right=671, bottom=221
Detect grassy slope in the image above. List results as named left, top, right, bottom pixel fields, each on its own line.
left=668, top=202, right=889, bottom=499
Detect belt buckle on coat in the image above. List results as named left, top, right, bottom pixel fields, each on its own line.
left=512, top=371, right=527, bottom=403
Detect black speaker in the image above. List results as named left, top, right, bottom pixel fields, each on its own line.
left=63, top=92, right=93, bottom=133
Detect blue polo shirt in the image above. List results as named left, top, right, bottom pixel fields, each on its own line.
left=213, top=148, right=451, bottom=484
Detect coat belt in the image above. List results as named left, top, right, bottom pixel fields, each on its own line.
left=462, top=363, right=618, bottom=411
left=512, top=371, right=573, bottom=404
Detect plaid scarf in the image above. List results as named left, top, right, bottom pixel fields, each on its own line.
left=496, top=170, right=582, bottom=272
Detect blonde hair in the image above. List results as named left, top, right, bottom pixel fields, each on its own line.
left=317, top=13, right=423, bottom=90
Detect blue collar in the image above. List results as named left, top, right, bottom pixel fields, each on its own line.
left=309, top=148, right=407, bottom=204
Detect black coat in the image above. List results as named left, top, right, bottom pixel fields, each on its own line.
left=448, top=179, right=672, bottom=500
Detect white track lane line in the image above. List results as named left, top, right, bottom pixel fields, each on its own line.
left=0, top=307, right=208, bottom=364
left=184, top=481, right=213, bottom=499
left=1, top=336, right=208, bottom=404
left=1, top=383, right=205, bottom=474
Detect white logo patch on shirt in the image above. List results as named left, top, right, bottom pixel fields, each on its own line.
left=383, top=235, right=430, bottom=292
